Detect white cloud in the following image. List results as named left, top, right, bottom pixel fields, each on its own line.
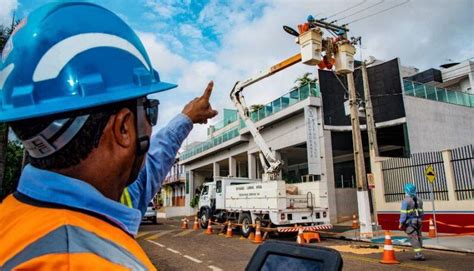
left=0, top=0, right=18, bottom=25
left=138, top=32, right=188, bottom=77
left=141, top=0, right=474, bottom=143
left=145, top=0, right=187, bottom=19
left=178, top=61, right=218, bottom=95
left=179, top=24, right=202, bottom=39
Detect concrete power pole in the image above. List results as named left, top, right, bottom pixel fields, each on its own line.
left=361, top=60, right=379, bottom=226
left=347, top=72, right=373, bottom=238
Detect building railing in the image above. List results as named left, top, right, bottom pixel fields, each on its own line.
left=180, top=82, right=320, bottom=161
left=163, top=175, right=185, bottom=185
left=403, top=80, right=474, bottom=108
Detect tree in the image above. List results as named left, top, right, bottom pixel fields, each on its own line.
left=0, top=19, right=22, bottom=201
left=250, top=104, right=264, bottom=112
left=295, top=72, right=317, bottom=88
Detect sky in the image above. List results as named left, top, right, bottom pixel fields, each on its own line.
left=1, top=0, right=473, bottom=145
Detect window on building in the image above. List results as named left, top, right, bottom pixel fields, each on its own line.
left=334, top=161, right=356, bottom=188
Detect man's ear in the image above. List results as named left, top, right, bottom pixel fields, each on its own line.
left=112, top=108, right=135, bottom=148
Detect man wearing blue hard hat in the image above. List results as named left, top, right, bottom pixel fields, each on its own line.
left=0, top=2, right=217, bottom=270
left=399, top=183, right=425, bottom=261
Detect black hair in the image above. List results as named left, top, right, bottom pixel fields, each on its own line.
left=10, top=100, right=137, bottom=170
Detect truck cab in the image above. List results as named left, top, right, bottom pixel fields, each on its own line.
left=198, top=178, right=258, bottom=228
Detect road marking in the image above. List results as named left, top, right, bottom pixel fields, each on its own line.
left=184, top=255, right=203, bottom=263
left=147, top=240, right=165, bottom=248
left=343, top=254, right=443, bottom=271
left=145, top=230, right=177, bottom=240
left=174, top=230, right=194, bottom=237
left=147, top=237, right=212, bottom=267
left=136, top=231, right=150, bottom=238
left=167, top=248, right=181, bottom=254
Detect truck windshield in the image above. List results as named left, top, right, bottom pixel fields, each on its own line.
left=201, top=185, right=209, bottom=196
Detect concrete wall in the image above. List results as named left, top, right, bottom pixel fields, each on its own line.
left=334, top=188, right=358, bottom=222
left=404, top=95, right=474, bottom=153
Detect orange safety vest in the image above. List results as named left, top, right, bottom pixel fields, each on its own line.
left=0, top=194, right=156, bottom=270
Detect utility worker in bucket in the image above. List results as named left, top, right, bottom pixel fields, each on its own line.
left=0, top=2, right=217, bottom=270
left=399, top=183, right=425, bottom=261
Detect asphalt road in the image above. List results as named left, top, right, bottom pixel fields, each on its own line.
left=138, top=218, right=474, bottom=271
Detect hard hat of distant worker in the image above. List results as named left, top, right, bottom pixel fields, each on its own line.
left=0, top=2, right=175, bottom=160
left=0, top=2, right=175, bottom=124
left=404, top=183, right=417, bottom=196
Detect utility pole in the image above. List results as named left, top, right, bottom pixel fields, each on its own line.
left=347, top=72, right=373, bottom=238
left=361, top=59, right=379, bottom=226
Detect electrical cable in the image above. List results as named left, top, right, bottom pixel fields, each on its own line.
left=322, top=0, right=368, bottom=20
left=330, top=0, right=385, bottom=23
left=344, top=0, right=410, bottom=25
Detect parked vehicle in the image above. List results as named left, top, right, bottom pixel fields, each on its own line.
left=142, top=202, right=158, bottom=224
left=197, top=177, right=329, bottom=237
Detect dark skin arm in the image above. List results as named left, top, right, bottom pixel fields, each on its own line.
left=182, top=81, right=218, bottom=124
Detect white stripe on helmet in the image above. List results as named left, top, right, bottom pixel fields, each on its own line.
left=33, top=33, right=150, bottom=82
left=0, top=64, right=14, bottom=89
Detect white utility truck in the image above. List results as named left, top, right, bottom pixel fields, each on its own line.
left=197, top=26, right=346, bottom=235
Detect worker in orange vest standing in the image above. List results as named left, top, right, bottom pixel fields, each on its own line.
left=0, top=2, right=217, bottom=270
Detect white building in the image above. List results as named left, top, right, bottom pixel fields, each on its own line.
left=174, top=58, right=474, bottom=229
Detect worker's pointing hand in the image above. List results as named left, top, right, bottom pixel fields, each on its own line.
left=182, top=81, right=219, bottom=124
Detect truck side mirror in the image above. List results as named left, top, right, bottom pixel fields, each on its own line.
left=246, top=240, right=343, bottom=271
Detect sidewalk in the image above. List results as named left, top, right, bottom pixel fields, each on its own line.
left=331, top=223, right=474, bottom=253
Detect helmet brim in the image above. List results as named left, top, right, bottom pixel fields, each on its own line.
left=1, top=81, right=177, bottom=122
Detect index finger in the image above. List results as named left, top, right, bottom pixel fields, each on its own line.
left=201, top=81, right=214, bottom=100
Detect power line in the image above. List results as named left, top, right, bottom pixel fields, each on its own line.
left=344, top=0, right=410, bottom=25
left=330, top=0, right=385, bottom=23
left=322, top=0, right=367, bottom=20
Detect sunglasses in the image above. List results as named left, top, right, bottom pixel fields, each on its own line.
left=139, top=98, right=160, bottom=126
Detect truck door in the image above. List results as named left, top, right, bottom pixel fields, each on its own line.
left=215, top=180, right=224, bottom=209
left=199, top=184, right=211, bottom=209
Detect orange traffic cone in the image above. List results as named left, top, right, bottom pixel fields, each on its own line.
left=380, top=231, right=400, bottom=264
left=428, top=218, right=436, bottom=238
left=226, top=221, right=233, bottom=238
left=296, top=227, right=304, bottom=244
left=181, top=218, right=188, bottom=229
left=352, top=214, right=359, bottom=229
left=205, top=219, right=213, bottom=235
left=193, top=216, right=199, bottom=230
left=248, top=232, right=255, bottom=241
left=253, top=222, right=263, bottom=244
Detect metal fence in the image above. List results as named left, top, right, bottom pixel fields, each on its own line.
left=382, top=151, right=448, bottom=202
left=451, top=145, right=474, bottom=200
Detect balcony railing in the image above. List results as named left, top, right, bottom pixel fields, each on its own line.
left=403, top=80, right=474, bottom=108
left=180, top=82, right=319, bottom=161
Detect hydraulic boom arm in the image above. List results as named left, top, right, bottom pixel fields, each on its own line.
left=230, top=53, right=302, bottom=181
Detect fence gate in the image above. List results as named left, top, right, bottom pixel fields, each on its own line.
left=451, top=145, right=474, bottom=200
left=381, top=150, right=448, bottom=202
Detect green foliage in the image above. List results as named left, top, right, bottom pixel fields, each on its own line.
left=190, top=194, right=200, bottom=208
left=0, top=141, right=24, bottom=199
left=250, top=104, right=264, bottom=112
left=295, top=72, right=317, bottom=88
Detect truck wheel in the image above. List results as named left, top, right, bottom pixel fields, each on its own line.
left=239, top=213, right=253, bottom=238
left=200, top=209, right=210, bottom=229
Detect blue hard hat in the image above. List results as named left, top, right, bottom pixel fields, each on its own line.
left=307, top=15, right=315, bottom=21
left=0, top=2, right=176, bottom=122
left=404, top=183, right=417, bottom=196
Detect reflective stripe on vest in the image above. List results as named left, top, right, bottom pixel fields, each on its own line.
left=120, top=187, right=133, bottom=208
left=400, top=208, right=423, bottom=213
left=1, top=225, right=147, bottom=271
